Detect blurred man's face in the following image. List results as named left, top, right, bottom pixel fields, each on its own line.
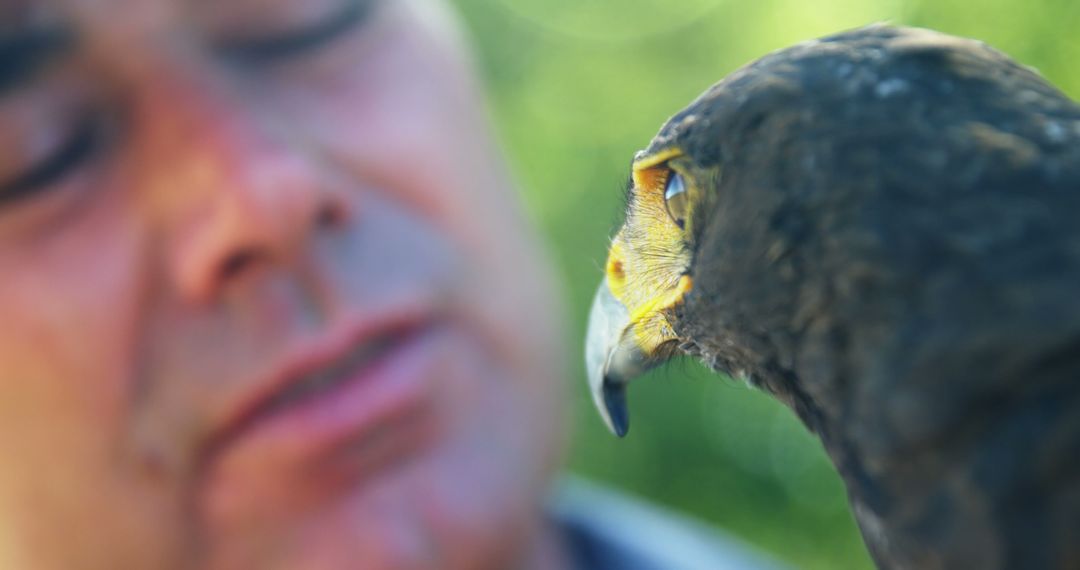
left=0, top=0, right=566, bottom=568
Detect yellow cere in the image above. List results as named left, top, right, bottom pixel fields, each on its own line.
left=604, top=146, right=696, bottom=356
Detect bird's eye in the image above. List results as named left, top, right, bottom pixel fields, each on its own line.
left=663, top=171, right=689, bottom=229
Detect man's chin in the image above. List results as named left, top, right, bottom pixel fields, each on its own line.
left=201, top=457, right=534, bottom=570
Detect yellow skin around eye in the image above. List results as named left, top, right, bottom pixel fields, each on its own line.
left=604, top=147, right=695, bottom=356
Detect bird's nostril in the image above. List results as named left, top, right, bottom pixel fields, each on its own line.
left=607, top=258, right=625, bottom=283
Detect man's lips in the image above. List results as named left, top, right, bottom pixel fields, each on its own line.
left=249, top=333, right=403, bottom=432
left=199, top=314, right=446, bottom=524
left=201, top=308, right=440, bottom=479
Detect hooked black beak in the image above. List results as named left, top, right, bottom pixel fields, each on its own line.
left=584, top=279, right=662, bottom=437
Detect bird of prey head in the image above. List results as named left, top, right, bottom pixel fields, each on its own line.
left=586, top=24, right=1080, bottom=568
left=584, top=142, right=700, bottom=437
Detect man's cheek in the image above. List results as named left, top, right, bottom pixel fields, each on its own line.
left=0, top=304, right=109, bottom=446
left=0, top=224, right=147, bottom=477
left=0, top=308, right=130, bottom=493
left=270, top=12, right=504, bottom=233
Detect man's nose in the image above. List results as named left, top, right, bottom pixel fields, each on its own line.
left=135, top=64, right=349, bottom=305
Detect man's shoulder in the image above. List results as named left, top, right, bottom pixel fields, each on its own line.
left=549, top=477, right=790, bottom=570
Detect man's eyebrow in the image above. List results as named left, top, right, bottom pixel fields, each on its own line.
left=0, top=27, right=74, bottom=96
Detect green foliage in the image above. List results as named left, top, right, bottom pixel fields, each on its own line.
left=449, top=1, right=1079, bottom=567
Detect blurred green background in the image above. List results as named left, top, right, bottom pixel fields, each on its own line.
left=449, top=1, right=1080, bottom=568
